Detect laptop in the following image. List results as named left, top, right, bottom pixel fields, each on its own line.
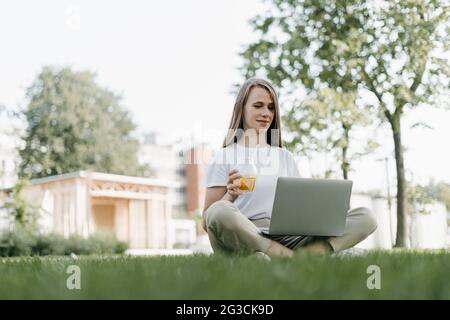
left=260, top=177, right=353, bottom=236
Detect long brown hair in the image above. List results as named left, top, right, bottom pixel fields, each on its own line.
left=222, top=78, right=283, bottom=148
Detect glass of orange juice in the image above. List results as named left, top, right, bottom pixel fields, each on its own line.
left=235, top=158, right=257, bottom=193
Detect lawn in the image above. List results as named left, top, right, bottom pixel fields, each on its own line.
left=1, top=250, right=449, bottom=299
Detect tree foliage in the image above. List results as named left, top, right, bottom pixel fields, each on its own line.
left=19, top=66, right=153, bottom=179
left=283, top=87, right=379, bottom=179
left=2, top=179, right=40, bottom=229
left=240, top=0, right=449, bottom=247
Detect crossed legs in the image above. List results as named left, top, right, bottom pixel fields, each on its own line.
left=205, top=200, right=377, bottom=256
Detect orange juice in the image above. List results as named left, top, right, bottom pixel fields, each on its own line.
left=234, top=157, right=258, bottom=194
left=239, top=176, right=256, bottom=193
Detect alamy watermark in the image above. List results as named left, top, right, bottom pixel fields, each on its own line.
left=66, top=265, right=81, bottom=290
left=366, top=265, right=381, bottom=290
left=181, top=128, right=283, bottom=172
left=66, top=4, right=81, bottom=31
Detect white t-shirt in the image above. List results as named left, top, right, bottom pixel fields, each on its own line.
left=205, top=143, right=300, bottom=220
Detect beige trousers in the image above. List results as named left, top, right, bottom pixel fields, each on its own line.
left=205, top=199, right=377, bottom=254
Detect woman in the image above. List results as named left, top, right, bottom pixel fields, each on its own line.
left=202, top=78, right=377, bottom=258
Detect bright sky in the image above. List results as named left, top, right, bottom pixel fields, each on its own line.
left=0, top=0, right=449, bottom=192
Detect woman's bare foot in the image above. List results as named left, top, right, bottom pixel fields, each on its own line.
left=265, top=240, right=294, bottom=257
left=299, top=240, right=334, bottom=255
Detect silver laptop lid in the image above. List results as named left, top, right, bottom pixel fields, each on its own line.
left=269, top=177, right=353, bottom=236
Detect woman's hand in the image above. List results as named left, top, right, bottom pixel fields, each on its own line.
left=222, top=169, right=242, bottom=202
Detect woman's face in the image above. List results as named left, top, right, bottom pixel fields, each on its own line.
left=243, top=86, right=275, bottom=133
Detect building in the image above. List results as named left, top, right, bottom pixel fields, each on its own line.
left=3, top=171, right=178, bottom=249
left=138, top=132, right=214, bottom=220
left=0, top=122, right=19, bottom=190
left=184, top=145, right=213, bottom=217
left=352, top=193, right=449, bottom=249
left=138, top=133, right=186, bottom=217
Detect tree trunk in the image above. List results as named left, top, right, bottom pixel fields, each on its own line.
left=341, top=125, right=350, bottom=180
left=390, top=115, right=408, bottom=247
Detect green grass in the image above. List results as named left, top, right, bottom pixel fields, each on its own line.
left=1, top=250, right=450, bottom=299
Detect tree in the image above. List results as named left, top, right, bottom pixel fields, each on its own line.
left=2, top=178, right=41, bottom=230
left=240, top=0, right=449, bottom=247
left=283, top=87, right=378, bottom=179
left=19, top=66, right=153, bottom=179
left=414, top=180, right=450, bottom=211
left=406, top=180, right=450, bottom=224
left=438, top=183, right=450, bottom=211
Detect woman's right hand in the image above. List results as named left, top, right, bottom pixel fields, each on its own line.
left=222, top=169, right=242, bottom=202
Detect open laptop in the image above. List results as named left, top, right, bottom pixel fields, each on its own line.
left=260, top=177, right=353, bottom=236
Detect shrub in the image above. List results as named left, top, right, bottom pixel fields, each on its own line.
left=65, top=232, right=128, bottom=255
left=0, top=229, right=128, bottom=257
left=34, top=233, right=67, bottom=256
left=0, top=226, right=37, bottom=257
